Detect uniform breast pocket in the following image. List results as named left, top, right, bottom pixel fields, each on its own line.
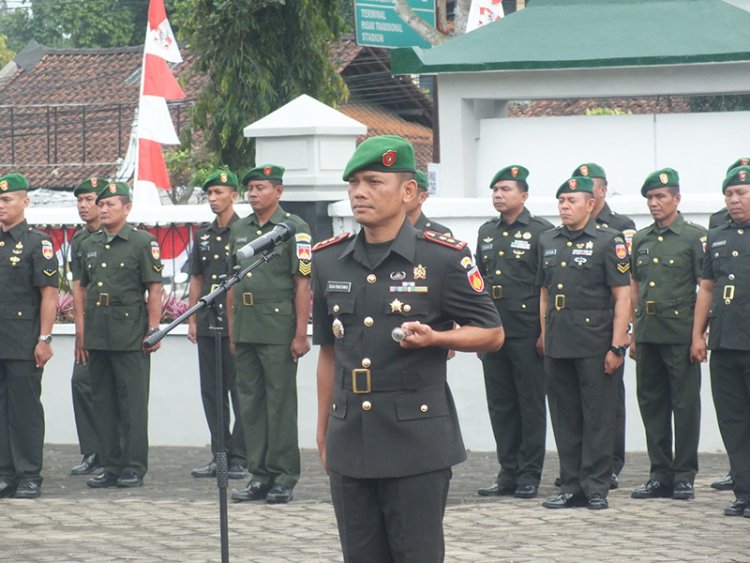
left=711, top=247, right=731, bottom=275
left=327, top=295, right=356, bottom=349
left=329, top=389, right=348, bottom=420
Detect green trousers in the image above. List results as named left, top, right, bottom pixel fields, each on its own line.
left=71, top=362, right=100, bottom=456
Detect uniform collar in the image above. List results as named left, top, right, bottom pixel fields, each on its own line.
left=248, top=205, right=286, bottom=228
left=499, top=207, right=531, bottom=227
left=646, top=212, right=685, bottom=235
left=107, top=223, right=134, bottom=241
left=3, top=219, right=29, bottom=241
left=594, top=202, right=614, bottom=224
left=414, top=212, right=429, bottom=230
left=556, top=218, right=599, bottom=239
left=210, top=212, right=239, bottom=234
left=341, top=219, right=418, bottom=266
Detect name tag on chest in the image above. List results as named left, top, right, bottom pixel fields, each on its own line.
left=327, top=281, right=351, bottom=293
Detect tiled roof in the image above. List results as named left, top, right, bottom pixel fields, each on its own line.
left=508, top=96, right=691, bottom=117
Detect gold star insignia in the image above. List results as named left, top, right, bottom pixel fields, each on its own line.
left=390, top=298, right=404, bottom=313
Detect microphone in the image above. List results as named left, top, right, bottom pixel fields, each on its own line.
left=236, top=221, right=296, bottom=260
left=391, top=326, right=414, bottom=343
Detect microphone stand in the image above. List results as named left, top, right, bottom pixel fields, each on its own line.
left=145, top=249, right=278, bottom=563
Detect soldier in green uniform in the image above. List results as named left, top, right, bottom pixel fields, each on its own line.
left=313, top=135, right=503, bottom=561
left=407, top=170, right=452, bottom=236
left=629, top=168, right=706, bottom=501
left=0, top=173, right=58, bottom=499
left=187, top=170, right=246, bottom=480
left=227, top=164, right=311, bottom=505
left=538, top=176, right=631, bottom=510
left=68, top=177, right=105, bottom=476
left=692, top=165, right=750, bottom=517
left=475, top=165, right=552, bottom=500
left=572, top=162, right=635, bottom=488
left=79, top=182, right=163, bottom=489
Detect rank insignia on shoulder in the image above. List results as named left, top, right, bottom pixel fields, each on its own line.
left=298, top=261, right=311, bottom=276
left=423, top=230, right=467, bottom=250
left=153, top=264, right=164, bottom=273
left=617, top=262, right=630, bottom=273
left=43, top=268, right=57, bottom=277
left=312, top=233, right=351, bottom=252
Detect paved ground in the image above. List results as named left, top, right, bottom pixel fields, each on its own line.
left=1, top=444, right=746, bottom=562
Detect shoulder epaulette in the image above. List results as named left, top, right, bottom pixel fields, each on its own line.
left=312, top=232, right=351, bottom=252
left=422, top=230, right=467, bottom=250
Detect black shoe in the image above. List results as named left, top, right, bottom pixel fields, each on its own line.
left=116, top=470, right=143, bottom=488
left=514, top=484, right=538, bottom=499
left=231, top=480, right=270, bottom=502
left=70, top=453, right=100, bottom=476
left=631, top=480, right=673, bottom=499
left=227, top=464, right=247, bottom=480
left=554, top=477, right=561, bottom=488
left=87, top=471, right=120, bottom=489
left=542, top=492, right=586, bottom=509
left=13, top=480, right=41, bottom=499
left=191, top=461, right=217, bottom=478
left=711, top=474, right=735, bottom=491
left=610, top=473, right=619, bottom=490
left=672, top=481, right=694, bottom=500
left=587, top=493, right=609, bottom=510
left=0, top=478, right=16, bottom=498
left=266, top=483, right=294, bottom=504
left=724, top=497, right=749, bottom=516
left=477, top=482, right=515, bottom=496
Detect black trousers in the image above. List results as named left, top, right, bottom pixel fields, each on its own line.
left=197, top=336, right=245, bottom=464
left=710, top=350, right=750, bottom=498
left=612, top=360, right=626, bottom=475
left=481, top=336, right=546, bottom=487
left=545, top=355, right=616, bottom=498
left=0, top=360, right=44, bottom=484
left=71, top=362, right=100, bottom=456
left=329, top=468, right=452, bottom=563
left=636, top=342, right=701, bottom=484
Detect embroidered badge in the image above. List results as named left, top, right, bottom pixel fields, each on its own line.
left=568, top=179, right=578, bottom=190
left=390, top=271, right=406, bottom=281
left=151, top=241, right=161, bottom=260
left=263, top=166, right=273, bottom=177
left=510, top=167, right=519, bottom=178
left=382, top=150, right=397, bottom=167
left=580, top=165, right=589, bottom=176
left=413, top=264, right=427, bottom=280
left=0, top=180, right=8, bottom=191
left=659, top=173, right=669, bottom=184
left=41, top=240, right=54, bottom=260
left=467, top=265, right=485, bottom=293
left=615, top=242, right=627, bottom=260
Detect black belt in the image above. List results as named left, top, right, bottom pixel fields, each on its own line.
left=642, top=300, right=695, bottom=315
left=491, top=285, right=538, bottom=300
left=337, top=367, right=444, bottom=394
left=95, top=293, right=141, bottom=307
left=241, top=290, right=291, bottom=306
left=549, top=294, right=610, bottom=311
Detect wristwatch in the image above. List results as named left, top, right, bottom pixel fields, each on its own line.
left=609, top=345, right=627, bottom=357
left=38, top=334, right=53, bottom=344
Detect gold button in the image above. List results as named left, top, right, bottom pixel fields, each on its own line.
left=498, top=251, right=504, bottom=257
left=333, top=304, right=340, bottom=313
left=101, top=262, right=107, bottom=268
left=729, top=274, right=735, bottom=280
left=725, top=299, right=732, bottom=305
left=211, top=274, right=217, bottom=280
left=120, top=262, right=125, bottom=267
left=246, top=272, right=252, bottom=278
left=216, top=236, right=222, bottom=241
left=585, top=318, right=590, bottom=323
left=495, top=270, right=501, bottom=275
left=97, top=281, right=103, bottom=287
left=649, top=281, right=656, bottom=287
left=403, top=304, right=412, bottom=313
left=669, top=259, right=674, bottom=264
left=0, top=242, right=4, bottom=246
left=125, top=313, right=129, bottom=318
left=653, top=258, right=659, bottom=264
left=105, top=244, right=110, bottom=249
left=274, top=308, right=279, bottom=313
left=732, top=251, right=739, bottom=257
left=364, top=317, right=374, bottom=327
left=714, top=252, right=719, bottom=258
left=521, top=304, right=527, bottom=309
left=502, top=232, right=509, bottom=237
left=332, top=403, right=337, bottom=412
left=739, top=229, right=745, bottom=235
left=367, top=274, right=376, bottom=283
left=674, top=310, right=679, bottom=315
left=567, top=241, right=573, bottom=247
left=17, top=311, right=22, bottom=317
left=256, top=230, right=263, bottom=236
left=213, top=254, right=219, bottom=259
left=561, top=261, right=567, bottom=268
left=657, top=236, right=664, bottom=242
left=420, top=404, right=429, bottom=413
left=557, top=283, right=564, bottom=289
left=362, top=358, right=371, bottom=368
left=515, top=255, right=521, bottom=259
left=362, top=401, right=372, bottom=411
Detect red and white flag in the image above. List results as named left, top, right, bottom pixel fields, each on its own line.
left=136, top=0, right=184, bottom=196
left=466, top=0, right=504, bottom=33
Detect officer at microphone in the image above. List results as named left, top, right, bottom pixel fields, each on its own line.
left=227, top=164, right=312, bottom=504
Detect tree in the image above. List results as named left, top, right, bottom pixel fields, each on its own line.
left=0, top=33, right=14, bottom=67
left=173, top=0, right=348, bottom=169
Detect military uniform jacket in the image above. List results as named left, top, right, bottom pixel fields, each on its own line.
left=70, top=226, right=98, bottom=281
left=312, top=220, right=501, bottom=479
left=228, top=206, right=311, bottom=345
left=595, top=202, right=636, bottom=243
left=631, top=214, right=706, bottom=344
left=702, top=220, right=750, bottom=351
left=537, top=219, right=630, bottom=358
left=0, top=220, right=59, bottom=360
left=414, top=212, right=452, bottom=236
left=188, top=213, right=239, bottom=337
left=709, top=208, right=731, bottom=230
left=80, top=224, right=163, bottom=351
left=476, top=207, right=553, bottom=338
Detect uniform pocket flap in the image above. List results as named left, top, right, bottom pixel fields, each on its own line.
left=330, top=390, right=347, bottom=420
left=0, top=303, right=33, bottom=320
left=395, top=389, right=449, bottom=421
left=327, top=295, right=355, bottom=316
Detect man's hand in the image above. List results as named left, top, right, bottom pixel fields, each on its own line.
left=604, top=350, right=624, bottom=375
left=187, top=321, right=197, bottom=344
left=398, top=321, right=434, bottom=349
left=74, top=331, right=88, bottom=365
left=142, top=329, right=161, bottom=354
left=690, top=336, right=708, bottom=364
left=316, top=432, right=328, bottom=474
left=34, top=341, right=53, bottom=368
left=290, top=334, right=310, bottom=363
left=535, top=334, right=544, bottom=358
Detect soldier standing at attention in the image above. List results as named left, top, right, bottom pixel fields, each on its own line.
left=539, top=176, right=631, bottom=510
left=68, top=178, right=104, bottom=477
left=407, top=170, right=452, bottom=236
left=80, top=182, right=163, bottom=489
left=629, top=168, right=706, bottom=501
left=227, top=164, right=312, bottom=505
left=475, top=165, right=552, bottom=500
left=692, top=165, right=750, bottom=518
left=572, top=162, right=635, bottom=489
left=313, top=135, right=504, bottom=561
left=0, top=173, right=58, bottom=499
left=187, top=171, right=247, bottom=480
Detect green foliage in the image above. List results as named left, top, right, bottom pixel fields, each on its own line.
left=175, top=0, right=348, bottom=169
left=688, top=95, right=750, bottom=113
left=163, top=142, right=222, bottom=204
left=0, top=33, right=14, bottom=67
left=584, top=107, right=632, bottom=116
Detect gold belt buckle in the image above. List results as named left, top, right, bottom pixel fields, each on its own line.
left=492, top=285, right=503, bottom=300
left=210, top=284, right=220, bottom=292
left=645, top=301, right=656, bottom=315
left=242, top=292, right=254, bottom=306
left=352, top=369, right=371, bottom=394
left=723, top=285, right=735, bottom=304
left=554, top=294, right=566, bottom=311
left=97, top=293, right=110, bottom=306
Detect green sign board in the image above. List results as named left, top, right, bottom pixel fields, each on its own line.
left=355, top=0, right=436, bottom=49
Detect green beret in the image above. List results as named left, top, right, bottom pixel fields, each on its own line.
left=96, top=181, right=131, bottom=203
left=343, top=135, right=416, bottom=181
left=0, top=173, right=30, bottom=193
left=555, top=176, right=594, bottom=198
left=727, top=157, right=750, bottom=174
left=571, top=163, right=606, bottom=180
left=722, top=165, right=750, bottom=192
left=74, top=177, right=107, bottom=197
left=489, top=165, right=529, bottom=189
left=202, top=170, right=238, bottom=191
left=641, top=168, right=679, bottom=196
left=241, top=164, right=284, bottom=185
left=415, top=170, right=428, bottom=191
